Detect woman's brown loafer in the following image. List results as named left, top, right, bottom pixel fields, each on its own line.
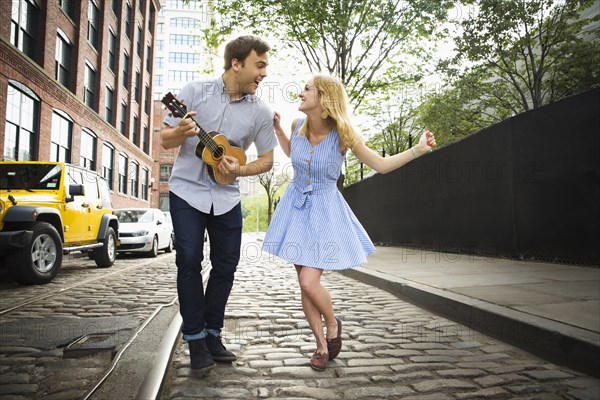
left=309, top=351, right=329, bottom=371
left=327, top=316, right=342, bottom=360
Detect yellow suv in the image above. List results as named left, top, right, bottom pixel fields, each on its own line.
left=0, top=162, right=119, bottom=284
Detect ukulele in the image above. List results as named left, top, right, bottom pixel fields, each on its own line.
left=161, top=92, right=247, bottom=185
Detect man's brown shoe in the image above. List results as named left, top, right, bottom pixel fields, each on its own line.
left=327, top=316, right=342, bottom=360
left=309, top=351, right=328, bottom=371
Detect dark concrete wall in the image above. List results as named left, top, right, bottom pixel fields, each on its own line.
left=344, top=88, right=600, bottom=265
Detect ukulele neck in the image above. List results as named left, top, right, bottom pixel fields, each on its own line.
left=185, top=114, right=218, bottom=149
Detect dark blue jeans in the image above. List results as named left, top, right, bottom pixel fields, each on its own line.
left=169, top=192, right=242, bottom=339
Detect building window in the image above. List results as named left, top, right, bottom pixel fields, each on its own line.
left=55, top=30, right=72, bottom=89
left=4, top=81, right=39, bottom=161
left=160, top=164, right=172, bottom=183
left=105, top=86, right=114, bottom=125
left=59, top=0, right=75, bottom=19
left=149, top=5, right=155, bottom=29
left=136, top=25, right=142, bottom=57
left=131, top=161, right=139, bottom=197
left=146, top=44, right=152, bottom=73
left=102, top=144, right=115, bottom=190
left=168, top=70, right=200, bottom=82
left=118, top=153, right=128, bottom=193
left=169, top=34, right=201, bottom=46
left=120, top=101, right=128, bottom=136
left=87, top=0, right=99, bottom=49
left=144, top=85, right=150, bottom=114
left=142, top=125, right=149, bottom=154
left=168, top=0, right=204, bottom=11
left=11, top=0, right=39, bottom=60
left=170, top=17, right=202, bottom=29
left=134, top=70, right=140, bottom=102
left=169, top=52, right=201, bottom=64
left=141, top=167, right=149, bottom=200
left=125, top=3, right=132, bottom=39
left=153, top=75, right=163, bottom=87
left=132, top=115, right=139, bottom=145
left=84, top=63, right=96, bottom=109
left=108, top=29, right=117, bottom=72
left=51, top=111, right=73, bottom=163
left=111, top=0, right=120, bottom=15
left=80, top=129, right=97, bottom=170
left=159, top=193, right=170, bottom=211
left=156, top=40, right=164, bottom=51
left=123, top=52, right=130, bottom=88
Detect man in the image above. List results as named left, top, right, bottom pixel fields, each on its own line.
left=161, top=35, right=276, bottom=372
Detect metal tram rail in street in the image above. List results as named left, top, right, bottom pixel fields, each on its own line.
left=0, top=251, right=181, bottom=399
left=0, top=258, right=167, bottom=317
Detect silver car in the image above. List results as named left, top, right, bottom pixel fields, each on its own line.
left=114, top=208, right=174, bottom=257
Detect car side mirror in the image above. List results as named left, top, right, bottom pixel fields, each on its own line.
left=66, top=184, right=85, bottom=203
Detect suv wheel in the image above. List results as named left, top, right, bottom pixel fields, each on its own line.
left=7, top=222, right=63, bottom=285
left=92, top=227, right=116, bottom=268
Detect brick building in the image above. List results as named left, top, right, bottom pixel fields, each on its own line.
left=0, top=0, right=161, bottom=209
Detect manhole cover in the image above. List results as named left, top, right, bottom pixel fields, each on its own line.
left=63, top=332, right=116, bottom=358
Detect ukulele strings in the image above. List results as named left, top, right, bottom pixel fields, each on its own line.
left=171, top=100, right=223, bottom=157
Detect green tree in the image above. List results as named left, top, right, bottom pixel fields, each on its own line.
left=345, top=75, right=426, bottom=185
left=416, top=66, right=513, bottom=146
left=241, top=194, right=269, bottom=232
left=362, top=61, right=428, bottom=152
left=416, top=0, right=599, bottom=146
left=258, top=170, right=289, bottom=225
left=205, top=0, right=452, bottom=108
left=453, top=0, right=600, bottom=112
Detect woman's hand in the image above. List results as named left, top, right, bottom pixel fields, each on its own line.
left=273, top=111, right=282, bottom=131
left=417, top=130, right=437, bottom=152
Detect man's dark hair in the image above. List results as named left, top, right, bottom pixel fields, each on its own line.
left=223, top=35, right=271, bottom=70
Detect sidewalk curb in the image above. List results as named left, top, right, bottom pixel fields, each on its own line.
left=338, top=267, right=600, bottom=378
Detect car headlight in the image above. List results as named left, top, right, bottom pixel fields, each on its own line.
left=131, top=230, right=149, bottom=237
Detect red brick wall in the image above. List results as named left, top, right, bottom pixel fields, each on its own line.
left=1, top=0, right=162, bottom=211
left=151, top=100, right=179, bottom=209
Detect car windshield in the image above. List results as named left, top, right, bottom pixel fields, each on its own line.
left=114, top=209, right=154, bottom=223
left=0, top=164, right=62, bottom=190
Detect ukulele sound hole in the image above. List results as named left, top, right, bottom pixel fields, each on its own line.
left=213, top=146, right=224, bottom=159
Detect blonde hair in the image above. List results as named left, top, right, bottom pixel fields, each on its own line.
left=299, top=74, right=361, bottom=150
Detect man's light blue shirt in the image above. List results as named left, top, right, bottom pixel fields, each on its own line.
left=163, top=77, right=277, bottom=215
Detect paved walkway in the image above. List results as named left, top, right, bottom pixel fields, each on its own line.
left=157, top=234, right=600, bottom=399
left=340, top=245, right=600, bottom=378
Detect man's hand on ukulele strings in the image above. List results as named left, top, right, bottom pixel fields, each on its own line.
left=177, top=111, right=199, bottom=138
left=218, top=155, right=240, bottom=178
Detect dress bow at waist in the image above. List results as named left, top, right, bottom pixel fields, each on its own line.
left=293, top=182, right=337, bottom=209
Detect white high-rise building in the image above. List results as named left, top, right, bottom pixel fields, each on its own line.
left=153, top=0, right=217, bottom=100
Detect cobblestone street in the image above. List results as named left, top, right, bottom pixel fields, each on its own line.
left=1, top=236, right=598, bottom=399
left=161, top=238, right=600, bottom=400
left=0, top=252, right=178, bottom=400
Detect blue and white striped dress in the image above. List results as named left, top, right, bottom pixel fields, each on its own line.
left=263, top=119, right=375, bottom=270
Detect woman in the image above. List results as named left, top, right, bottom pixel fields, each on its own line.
left=263, top=74, right=436, bottom=371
